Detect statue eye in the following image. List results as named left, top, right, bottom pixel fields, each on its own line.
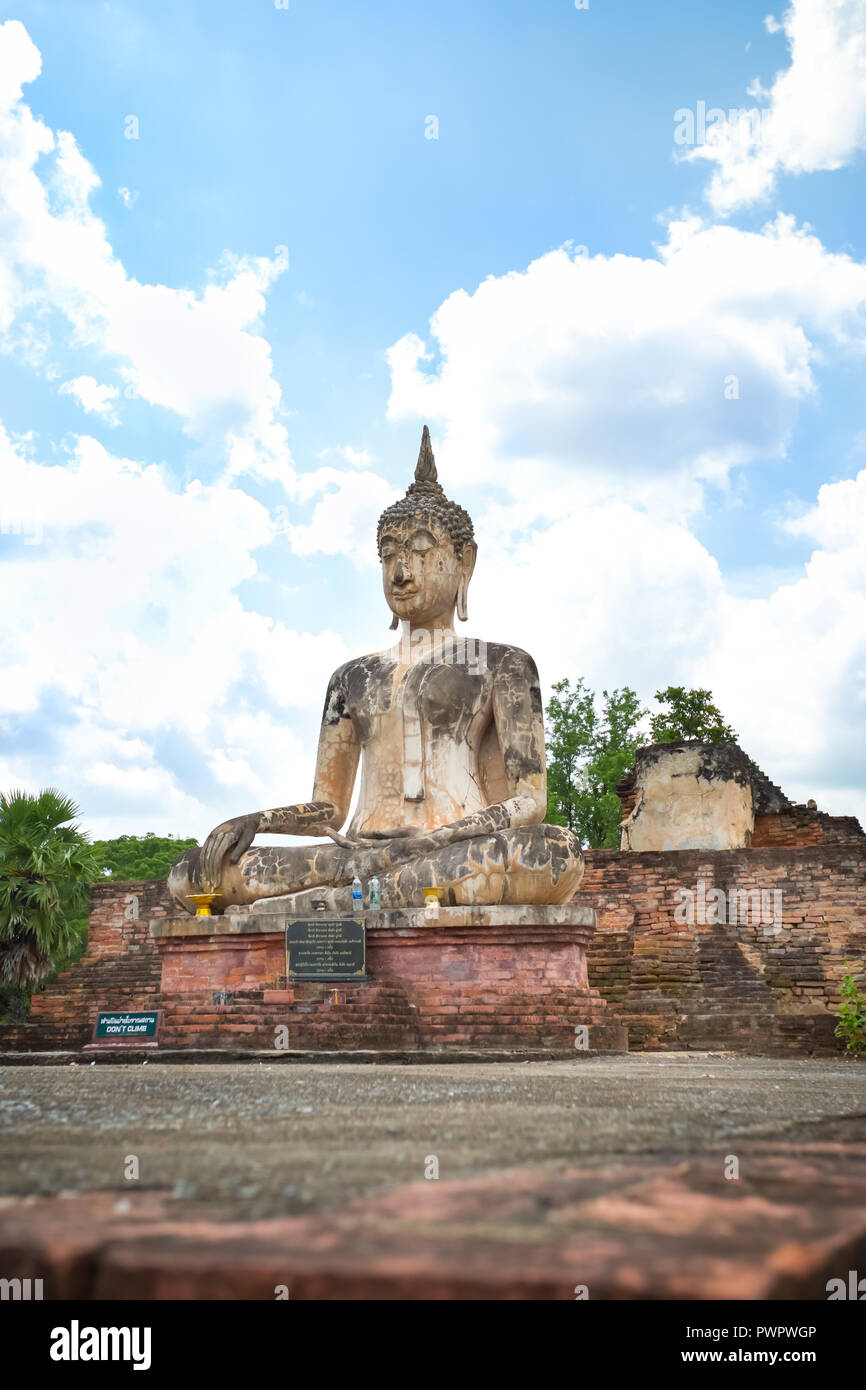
left=410, top=530, right=436, bottom=552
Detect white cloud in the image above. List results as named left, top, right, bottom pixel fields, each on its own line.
left=0, top=19, right=39, bottom=110
left=707, top=469, right=866, bottom=809
left=0, top=426, right=353, bottom=836
left=287, top=467, right=400, bottom=566
left=387, top=216, right=866, bottom=507
left=338, top=445, right=373, bottom=467
left=683, top=0, right=866, bottom=212
left=0, top=20, right=295, bottom=489
left=0, top=24, right=382, bottom=839
left=117, top=186, right=138, bottom=210
left=59, top=374, right=119, bottom=423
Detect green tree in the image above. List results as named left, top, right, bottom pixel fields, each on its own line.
left=92, top=832, right=198, bottom=882
left=0, top=789, right=102, bottom=988
left=650, top=686, right=737, bottom=744
left=545, top=679, right=647, bottom=848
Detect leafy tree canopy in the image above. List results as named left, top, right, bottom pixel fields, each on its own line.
left=93, top=832, right=198, bottom=882
left=649, top=686, right=737, bottom=744
left=545, top=679, right=647, bottom=848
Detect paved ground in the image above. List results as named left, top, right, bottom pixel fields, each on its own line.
left=2, top=1053, right=864, bottom=1218
left=3, top=1053, right=866, bottom=1298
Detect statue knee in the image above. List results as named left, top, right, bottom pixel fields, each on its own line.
left=507, top=823, right=583, bottom=902
left=168, top=846, right=201, bottom=908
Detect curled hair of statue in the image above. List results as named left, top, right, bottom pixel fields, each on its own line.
left=377, top=426, right=476, bottom=558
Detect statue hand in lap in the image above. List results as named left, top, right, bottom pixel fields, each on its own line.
left=169, top=428, right=583, bottom=913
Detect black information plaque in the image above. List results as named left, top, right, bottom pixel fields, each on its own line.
left=285, top=917, right=367, bottom=982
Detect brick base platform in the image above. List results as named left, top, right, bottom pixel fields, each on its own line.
left=150, top=905, right=627, bottom=1053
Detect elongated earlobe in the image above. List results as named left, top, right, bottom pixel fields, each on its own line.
left=456, top=577, right=468, bottom=622
left=389, top=611, right=399, bottom=630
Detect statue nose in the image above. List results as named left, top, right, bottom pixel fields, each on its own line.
left=394, top=560, right=409, bottom=585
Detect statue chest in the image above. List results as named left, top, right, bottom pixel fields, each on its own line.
left=345, top=659, right=492, bottom=803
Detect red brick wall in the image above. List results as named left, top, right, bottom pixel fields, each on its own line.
left=578, top=844, right=866, bottom=1052
left=3, top=882, right=170, bottom=1049
left=160, top=933, right=283, bottom=996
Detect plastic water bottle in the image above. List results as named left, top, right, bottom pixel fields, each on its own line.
left=369, top=875, right=381, bottom=909
left=352, top=874, right=363, bottom=913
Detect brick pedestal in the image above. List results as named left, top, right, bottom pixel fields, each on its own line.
left=150, top=905, right=627, bottom=1053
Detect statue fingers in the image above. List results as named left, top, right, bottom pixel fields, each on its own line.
left=201, top=831, right=232, bottom=887
left=228, top=815, right=259, bottom=864
left=326, top=828, right=359, bottom=850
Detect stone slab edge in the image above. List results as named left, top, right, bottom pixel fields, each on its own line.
left=0, top=1047, right=608, bottom=1066
left=150, top=903, right=598, bottom=939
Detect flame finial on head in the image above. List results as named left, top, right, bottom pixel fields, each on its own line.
left=415, top=425, right=438, bottom=485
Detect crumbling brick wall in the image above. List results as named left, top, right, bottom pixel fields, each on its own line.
left=752, top=808, right=864, bottom=848
left=579, top=844, right=866, bottom=1053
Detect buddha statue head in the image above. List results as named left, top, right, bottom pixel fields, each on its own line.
left=377, top=427, right=477, bottom=630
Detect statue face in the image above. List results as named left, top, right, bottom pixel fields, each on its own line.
left=380, top=515, right=472, bottom=626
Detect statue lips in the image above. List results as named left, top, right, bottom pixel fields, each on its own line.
left=391, top=585, right=419, bottom=606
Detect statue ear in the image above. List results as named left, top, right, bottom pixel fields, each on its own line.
left=456, top=542, right=477, bottom=623
left=389, top=611, right=399, bottom=631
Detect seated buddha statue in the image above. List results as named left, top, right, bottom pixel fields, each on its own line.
left=168, top=428, right=584, bottom=914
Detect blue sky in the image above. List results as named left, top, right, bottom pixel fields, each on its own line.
left=1, top=0, right=865, bottom=838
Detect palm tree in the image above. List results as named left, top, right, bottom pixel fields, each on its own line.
left=0, top=789, right=101, bottom=987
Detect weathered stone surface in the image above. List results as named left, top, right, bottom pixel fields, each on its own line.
left=618, top=741, right=864, bottom=853
left=3, top=1137, right=866, bottom=1299
left=155, top=904, right=598, bottom=933
left=619, top=743, right=757, bottom=851
left=168, top=427, right=582, bottom=914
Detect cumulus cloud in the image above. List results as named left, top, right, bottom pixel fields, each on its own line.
left=0, top=23, right=381, bottom=837
left=387, top=216, right=866, bottom=506
left=0, top=19, right=294, bottom=488
left=287, top=467, right=400, bottom=567
left=707, top=469, right=866, bottom=807
left=0, top=425, right=353, bottom=834
left=59, top=374, right=119, bottom=423
left=682, top=0, right=866, bottom=213
left=335, top=445, right=373, bottom=467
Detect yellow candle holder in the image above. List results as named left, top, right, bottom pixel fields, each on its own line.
left=423, top=887, right=442, bottom=920
left=189, top=892, right=218, bottom=917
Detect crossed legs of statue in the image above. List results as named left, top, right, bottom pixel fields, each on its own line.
left=168, top=822, right=584, bottom=915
